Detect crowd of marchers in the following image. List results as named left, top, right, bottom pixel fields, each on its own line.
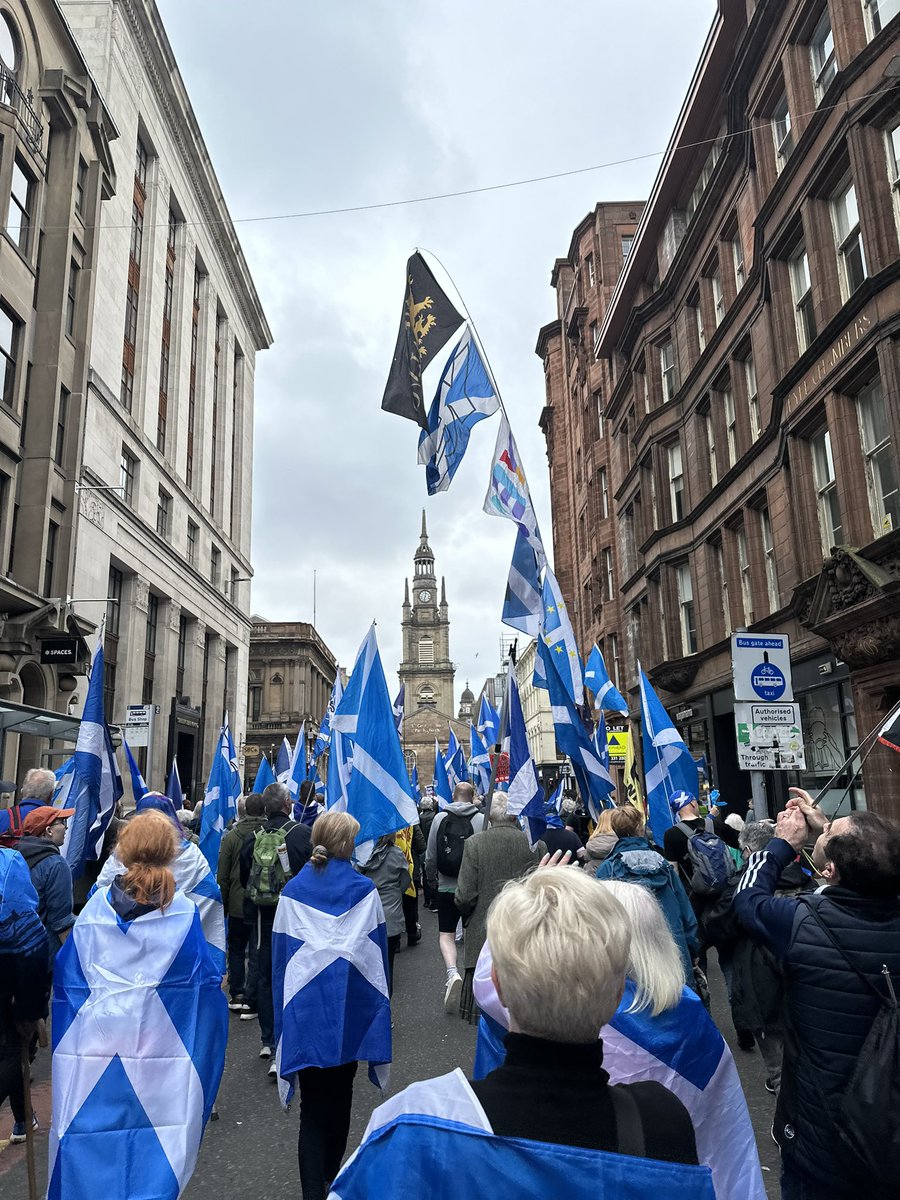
left=1, top=769, right=899, bottom=1200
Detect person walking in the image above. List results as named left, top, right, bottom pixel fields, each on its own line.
left=582, top=807, right=618, bottom=872
left=360, top=833, right=411, bottom=996
left=217, top=791, right=266, bottom=1016
left=394, top=823, right=424, bottom=946
left=418, top=799, right=437, bottom=911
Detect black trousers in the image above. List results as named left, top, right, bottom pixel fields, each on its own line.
left=386, top=934, right=401, bottom=997
left=402, top=891, right=419, bottom=940
left=297, top=1061, right=358, bottom=1200
left=226, top=915, right=258, bottom=1006
left=254, top=910, right=276, bottom=1047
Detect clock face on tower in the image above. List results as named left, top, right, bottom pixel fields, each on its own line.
left=419, top=590, right=431, bottom=603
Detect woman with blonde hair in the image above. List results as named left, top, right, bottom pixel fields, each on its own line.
left=48, top=811, right=227, bottom=1200
left=272, top=810, right=392, bottom=1200
left=582, top=805, right=618, bottom=871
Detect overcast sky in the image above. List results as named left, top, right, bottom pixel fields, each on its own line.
left=157, top=0, right=716, bottom=700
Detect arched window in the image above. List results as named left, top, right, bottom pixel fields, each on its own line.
left=418, top=637, right=433, bottom=665
left=419, top=686, right=435, bottom=706
left=0, top=14, right=21, bottom=76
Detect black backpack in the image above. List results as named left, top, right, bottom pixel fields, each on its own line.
left=435, top=812, right=474, bottom=877
left=802, top=900, right=900, bottom=1187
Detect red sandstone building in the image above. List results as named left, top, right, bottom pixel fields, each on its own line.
left=539, top=0, right=900, bottom=819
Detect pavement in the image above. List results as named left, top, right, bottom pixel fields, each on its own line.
left=0, top=906, right=780, bottom=1198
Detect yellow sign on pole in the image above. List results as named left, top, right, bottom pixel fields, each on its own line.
left=607, top=729, right=629, bottom=763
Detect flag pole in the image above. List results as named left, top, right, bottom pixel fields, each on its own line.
left=807, top=694, right=900, bottom=810
left=482, top=642, right=516, bottom=826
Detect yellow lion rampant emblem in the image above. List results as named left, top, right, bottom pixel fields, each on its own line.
left=405, top=279, right=437, bottom=357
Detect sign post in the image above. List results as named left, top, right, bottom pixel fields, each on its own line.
left=731, top=636, right=803, bottom=799
left=125, top=704, right=156, bottom=783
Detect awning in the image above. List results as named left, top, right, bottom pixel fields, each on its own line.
left=0, top=698, right=119, bottom=744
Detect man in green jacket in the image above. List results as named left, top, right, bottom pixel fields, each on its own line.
left=217, top=791, right=266, bottom=1015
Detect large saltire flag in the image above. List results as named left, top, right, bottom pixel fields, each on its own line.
left=536, top=566, right=584, bottom=706
left=287, top=722, right=307, bottom=801
left=477, top=695, right=500, bottom=748
left=483, top=414, right=546, bottom=569
left=501, top=526, right=543, bottom=636
left=332, top=625, right=419, bottom=852
left=199, top=725, right=241, bottom=873
left=48, top=887, right=228, bottom=1200
left=469, top=723, right=492, bottom=795
left=326, top=673, right=352, bottom=814
left=122, top=738, right=148, bottom=805
left=273, top=858, right=391, bottom=1104
left=253, top=756, right=276, bottom=793
left=418, top=325, right=500, bottom=494
left=433, top=739, right=453, bottom=810
left=584, top=644, right=628, bottom=714
left=638, top=666, right=699, bottom=846
left=382, top=252, right=463, bottom=431
left=62, top=634, right=123, bottom=880
left=444, top=726, right=468, bottom=789
left=275, top=737, right=292, bottom=784
left=504, top=672, right=545, bottom=848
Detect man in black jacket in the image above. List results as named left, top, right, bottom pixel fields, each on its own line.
left=733, top=788, right=900, bottom=1200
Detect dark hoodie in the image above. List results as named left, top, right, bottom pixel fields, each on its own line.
left=217, top=813, right=266, bottom=918
left=360, top=841, right=411, bottom=938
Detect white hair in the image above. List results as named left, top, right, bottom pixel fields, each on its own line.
left=739, top=819, right=776, bottom=856
left=488, top=793, right=517, bottom=826
left=595, top=880, right=684, bottom=1016
left=20, top=768, right=57, bottom=802
left=488, top=866, right=630, bottom=1043
left=724, top=812, right=745, bottom=834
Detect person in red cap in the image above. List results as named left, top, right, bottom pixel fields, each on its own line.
left=18, top=806, right=76, bottom=962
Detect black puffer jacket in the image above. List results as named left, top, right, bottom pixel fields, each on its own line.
left=733, top=837, right=900, bottom=1197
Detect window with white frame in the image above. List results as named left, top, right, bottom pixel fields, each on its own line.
left=705, top=409, right=718, bottom=486
left=594, top=389, right=604, bottom=438
left=723, top=381, right=737, bottom=467
left=713, top=539, right=732, bottom=635
left=737, top=525, right=754, bottom=624
left=586, top=253, right=595, bottom=287
left=864, top=0, right=900, bottom=39
left=677, top=562, right=697, bottom=654
left=811, top=428, right=843, bottom=554
left=760, top=506, right=779, bottom=610
left=609, top=632, right=621, bottom=688
left=832, top=180, right=866, bottom=299
left=603, top=548, right=614, bottom=601
left=649, top=466, right=659, bottom=527
left=668, top=441, right=685, bottom=520
left=591, top=320, right=601, bottom=359
left=660, top=337, right=678, bottom=401
left=599, top=466, right=609, bottom=518
left=621, top=233, right=635, bottom=260
left=711, top=268, right=725, bottom=327
left=810, top=9, right=837, bottom=100
left=694, top=298, right=706, bottom=353
left=887, top=120, right=900, bottom=228
left=732, top=234, right=746, bottom=290
left=744, top=353, right=761, bottom=439
left=772, top=92, right=794, bottom=172
left=857, top=377, right=900, bottom=535
left=789, top=245, right=817, bottom=351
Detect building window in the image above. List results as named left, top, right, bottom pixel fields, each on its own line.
left=594, top=390, right=604, bottom=438
left=187, top=520, right=198, bottom=566
left=603, top=547, right=614, bottom=602
left=722, top=381, right=737, bottom=467
left=668, top=441, right=685, bottom=521
left=145, top=592, right=158, bottom=656
left=66, top=258, right=79, bottom=336
left=712, top=539, right=732, bottom=636
left=705, top=409, right=718, bottom=486
left=609, top=631, right=621, bottom=688
left=210, top=314, right=221, bottom=511
left=120, top=446, right=136, bottom=504
left=104, top=565, right=123, bottom=723
left=599, top=466, right=609, bottom=518
left=732, top=235, right=746, bottom=290
left=857, top=377, right=899, bottom=535
left=6, top=157, right=33, bottom=252
left=0, top=303, right=21, bottom=408
left=590, top=320, right=600, bottom=359
left=121, top=138, right=148, bottom=412
left=156, top=487, right=171, bottom=539
left=711, top=268, right=725, bottom=327
left=621, top=233, right=634, bottom=260
left=54, top=386, right=68, bottom=466
left=660, top=337, right=678, bottom=402
left=158, top=210, right=177, bottom=456
left=789, top=245, right=816, bottom=351
left=418, top=685, right=435, bottom=706
left=187, top=266, right=201, bottom=489
left=810, top=9, right=837, bottom=100
left=75, top=158, right=87, bottom=217
left=43, top=520, right=58, bottom=596
left=887, top=120, right=900, bottom=229
left=230, top=349, right=242, bottom=538
left=737, top=525, right=754, bottom=624
left=772, top=92, right=794, bottom=172
left=586, top=253, right=595, bottom=287
left=864, top=0, right=900, bottom=38
left=418, top=637, right=434, bottom=665
left=811, top=428, right=843, bottom=554
left=744, top=353, right=760, bottom=439
left=249, top=684, right=261, bottom=723
left=210, top=545, right=221, bottom=588
left=691, top=290, right=706, bottom=354
left=832, top=180, right=866, bottom=299
left=760, top=506, right=779, bottom=610
left=677, top=562, right=697, bottom=655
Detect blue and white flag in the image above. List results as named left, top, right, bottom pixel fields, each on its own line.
left=546, top=778, right=564, bottom=815
left=53, top=757, right=75, bottom=808
left=501, top=527, right=543, bottom=636
left=409, top=764, right=420, bottom=803
left=48, top=887, right=227, bottom=1200
left=472, top=952, right=761, bottom=1200
left=504, top=673, right=545, bottom=847
left=538, top=636, right=614, bottom=822
left=483, top=414, right=547, bottom=569
left=469, top=723, right=492, bottom=795
left=287, top=722, right=307, bottom=800
left=273, top=857, right=391, bottom=1103
left=199, top=726, right=240, bottom=873
left=444, top=726, right=468, bottom=789
left=584, top=644, right=628, bottom=714
left=252, top=756, right=276, bottom=793
left=332, top=626, right=418, bottom=848
left=418, top=326, right=500, bottom=495
left=433, top=740, right=453, bottom=810
left=330, top=1066, right=715, bottom=1200
left=326, top=673, right=352, bottom=815
left=392, top=684, right=405, bottom=735
left=477, top=694, right=500, bottom=748
left=313, top=671, right=341, bottom=762
left=62, top=636, right=123, bottom=880
left=638, top=665, right=699, bottom=847
left=222, top=713, right=242, bottom=812
left=122, top=738, right=148, bottom=804
left=536, top=566, right=584, bottom=706
left=275, top=737, right=292, bottom=785
left=165, top=757, right=183, bottom=808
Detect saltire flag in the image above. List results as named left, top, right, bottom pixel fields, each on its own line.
left=877, top=707, right=900, bottom=754
left=594, top=712, right=611, bottom=778
left=122, top=737, right=148, bottom=804
left=538, top=636, right=614, bottom=822
left=222, top=713, right=243, bottom=815
left=392, top=685, right=405, bottom=735
left=287, top=722, right=307, bottom=800
left=331, top=625, right=419, bottom=852
left=584, top=644, right=628, bottom=714
left=48, top=888, right=228, bottom=1200
left=273, top=857, right=391, bottom=1104
left=62, top=635, right=123, bottom=881
left=165, top=758, right=183, bottom=808
left=444, top=726, right=468, bottom=788
left=52, top=757, right=76, bottom=808
left=326, top=672, right=352, bottom=815
left=382, top=251, right=463, bottom=432
left=477, top=695, right=500, bottom=748
left=253, top=756, right=276, bottom=793
left=312, top=671, right=341, bottom=762
left=483, top=414, right=546, bottom=568
left=501, top=527, right=543, bottom=636
left=275, top=737, right=292, bottom=785
left=638, top=665, right=699, bottom=846
left=409, top=764, right=420, bottom=804
left=547, top=778, right=564, bottom=815
left=329, top=1069, right=715, bottom=1200
left=418, top=325, right=500, bottom=493
left=536, top=566, right=583, bottom=706
left=469, top=723, right=492, bottom=795
left=199, top=726, right=240, bottom=873
left=433, top=739, right=453, bottom=810
left=471, top=951, right=759, bottom=1200
left=504, top=672, right=545, bottom=848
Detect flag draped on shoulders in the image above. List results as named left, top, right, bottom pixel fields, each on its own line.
left=48, top=887, right=227, bottom=1200
left=328, top=1067, right=715, bottom=1200
left=273, top=858, right=391, bottom=1103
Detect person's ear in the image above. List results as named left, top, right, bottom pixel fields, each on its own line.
left=822, top=859, right=839, bottom=884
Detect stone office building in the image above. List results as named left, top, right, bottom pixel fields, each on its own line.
left=591, top=0, right=900, bottom=818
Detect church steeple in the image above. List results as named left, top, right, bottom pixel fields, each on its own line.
left=399, top=514, right=455, bottom=730
left=414, top=508, right=436, bottom=582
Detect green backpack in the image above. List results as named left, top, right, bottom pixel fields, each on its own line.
left=246, top=826, right=292, bottom=906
